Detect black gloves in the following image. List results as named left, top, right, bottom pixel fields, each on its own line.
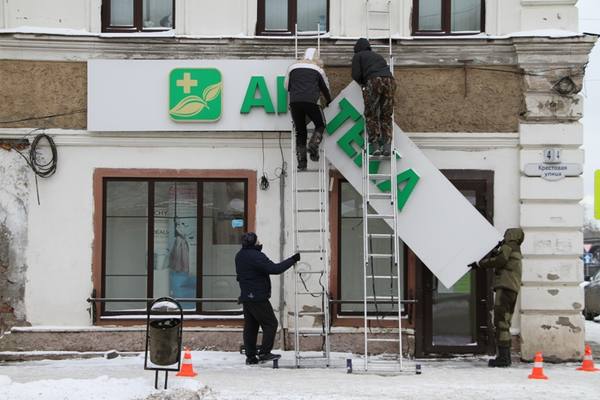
left=292, top=252, right=301, bottom=262
left=468, top=262, right=479, bottom=270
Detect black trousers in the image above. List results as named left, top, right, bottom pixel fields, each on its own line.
left=290, top=102, right=325, bottom=149
left=242, top=300, right=279, bottom=357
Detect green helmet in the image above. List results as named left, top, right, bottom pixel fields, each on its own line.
left=504, top=228, right=524, bottom=245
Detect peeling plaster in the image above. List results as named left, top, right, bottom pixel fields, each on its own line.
left=547, top=273, right=560, bottom=281
left=0, top=150, right=30, bottom=334
left=555, top=317, right=581, bottom=333
left=572, top=302, right=582, bottom=310
left=547, top=289, right=559, bottom=296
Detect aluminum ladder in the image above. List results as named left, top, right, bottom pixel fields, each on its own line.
left=361, top=0, right=404, bottom=373
left=290, top=129, right=331, bottom=368
left=290, top=25, right=331, bottom=368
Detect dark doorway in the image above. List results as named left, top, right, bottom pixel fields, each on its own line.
left=415, top=170, right=495, bottom=356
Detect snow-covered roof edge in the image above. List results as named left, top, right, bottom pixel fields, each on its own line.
left=0, top=26, right=592, bottom=41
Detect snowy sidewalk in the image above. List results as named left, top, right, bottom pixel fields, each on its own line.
left=1, top=321, right=599, bottom=400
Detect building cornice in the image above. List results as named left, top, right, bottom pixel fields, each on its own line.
left=0, top=33, right=594, bottom=67
left=0, top=129, right=519, bottom=149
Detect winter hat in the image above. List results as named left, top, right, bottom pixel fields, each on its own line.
left=241, top=232, right=258, bottom=247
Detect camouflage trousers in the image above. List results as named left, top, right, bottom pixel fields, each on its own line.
left=362, top=76, right=396, bottom=145
left=493, top=288, right=518, bottom=348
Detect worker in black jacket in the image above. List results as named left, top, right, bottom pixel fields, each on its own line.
left=285, top=48, right=332, bottom=171
left=351, top=38, right=396, bottom=156
left=235, top=232, right=300, bottom=364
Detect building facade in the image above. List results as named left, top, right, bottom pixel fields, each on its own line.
left=0, top=0, right=596, bottom=361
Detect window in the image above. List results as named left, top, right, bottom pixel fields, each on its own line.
left=102, top=0, right=174, bottom=33
left=336, top=181, right=406, bottom=316
left=257, top=0, right=328, bottom=35
left=412, top=0, right=484, bottom=35
left=101, top=177, right=248, bottom=316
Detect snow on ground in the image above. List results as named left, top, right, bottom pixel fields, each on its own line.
left=1, top=322, right=600, bottom=400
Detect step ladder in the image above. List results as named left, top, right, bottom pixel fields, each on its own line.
left=290, top=128, right=331, bottom=368
left=361, top=0, right=404, bottom=373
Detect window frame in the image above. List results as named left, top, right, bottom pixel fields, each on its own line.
left=92, top=169, right=256, bottom=324
left=256, top=0, right=330, bottom=36
left=101, top=0, right=175, bottom=33
left=411, top=0, right=485, bottom=36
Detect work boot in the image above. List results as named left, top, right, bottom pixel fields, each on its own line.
left=246, top=355, right=259, bottom=365
left=308, top=128, right=324, bottom=162
left=258, top=352, right=281, bottom=363
left=381, top=141, right=391, bottom=157
left=488, top=346, right=511, bottom=367
left=370, top=141, right=381, bottom=156
left=296, top=145, right=307, bottom=171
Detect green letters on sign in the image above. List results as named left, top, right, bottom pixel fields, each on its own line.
left=241, top=76, right=275, bottom=114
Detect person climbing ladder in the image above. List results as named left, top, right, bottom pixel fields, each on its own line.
left=351, top=38, right=396, bottom=156
left=285, top=48, right=332, bottom=171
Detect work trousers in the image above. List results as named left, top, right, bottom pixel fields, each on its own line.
left=493, top=288, right=518, bottom=348
left=362, top=76, right=396, bottom=145
left=242, top=300, right=279, bottom=357
left=290, top=102, right=326, bottom=150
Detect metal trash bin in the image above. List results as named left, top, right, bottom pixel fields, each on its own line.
left=149, top=318, right=181, bottom=366
left=144, top=297, right=184, bottom=389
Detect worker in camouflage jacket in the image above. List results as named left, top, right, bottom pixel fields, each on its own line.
left=473, top=228, right=524, bottom=367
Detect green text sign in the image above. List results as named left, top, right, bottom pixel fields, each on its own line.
left=169, top=68, right=222, bottom=122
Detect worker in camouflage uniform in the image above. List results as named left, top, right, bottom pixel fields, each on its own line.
left=473, top=228, right=524, bottom=367
left=351, top=38, right=396, bottom=156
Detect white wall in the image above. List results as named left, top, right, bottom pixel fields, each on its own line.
left=3, top=0, right=89, bottom=30
left=24, top=134, right=287, bottom=326
left=0, top=0, right=580, bottom=37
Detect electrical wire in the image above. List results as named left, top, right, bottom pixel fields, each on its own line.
left=12, top=128, right=58, bottom=205
left=0, top=109, right=86, bottom=124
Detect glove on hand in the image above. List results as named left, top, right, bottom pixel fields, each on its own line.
left=468, top=262, right=479, bottom=270
left=292, top=252, right=301, bottom=262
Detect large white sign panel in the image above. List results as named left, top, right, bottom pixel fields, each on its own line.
left=324, top=82, right=502, bottom=288
left=88, top=59, right=294, bottom=131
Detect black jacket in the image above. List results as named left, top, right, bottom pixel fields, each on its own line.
left=351, top=38, right=393, bottom=86
left=285, top=61, right=332, bottom=105
left=235, top=244, right=296, bottom=302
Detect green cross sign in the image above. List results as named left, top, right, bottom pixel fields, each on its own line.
left=169, top=68, right=222, bottom=122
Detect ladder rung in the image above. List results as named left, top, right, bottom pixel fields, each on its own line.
left=365, top=296, right=398, bottom=300
left=370, top=45, right=392, bottom=48
left=369, top=174, right=392, bottom=179
left=368, top=253, right=394, bottom=258
left=298, top=209, right=323, bottom=213
left=302, top=169, right=320, bottom=172
left=368, top=28, right=391, bottom=31
left=297, top=355, right=329, bottom=360
left=368, top=233, right=394, bottom=239
left=367, top=214, right=394, bottom=219
left=366, top=275, right=398, bottom=279
left=297, top=332, right=326, bottom=337
left=297, top=249, right=322, bottom=253
left=297, top=188, right=320, bottom=193
left=369, top=193, right=392, bottom=199
left=367, top=338, right=401, bottom=342
left=298, top=229, right=325, bottom=233
left=296, top=270, right=326, bottom=275
left=295, top=292, right=325, bottom=296
left=368, top=10, right=390, bottom=14
left=368, top=154, right=392, bottom=159
left=297, top=311, right=325, bottom=316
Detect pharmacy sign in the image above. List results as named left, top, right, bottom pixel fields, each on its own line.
left=169, top=68, right=222, bottom=122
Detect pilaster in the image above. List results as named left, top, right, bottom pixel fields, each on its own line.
left=515, top=35, right=596, bottom=361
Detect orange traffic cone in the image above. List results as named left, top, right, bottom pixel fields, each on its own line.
left=577, top=344, right=599, bottom=372
left=176, top=347, right=198, bottom=377
left=528, top=352, right=548, bottom=380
